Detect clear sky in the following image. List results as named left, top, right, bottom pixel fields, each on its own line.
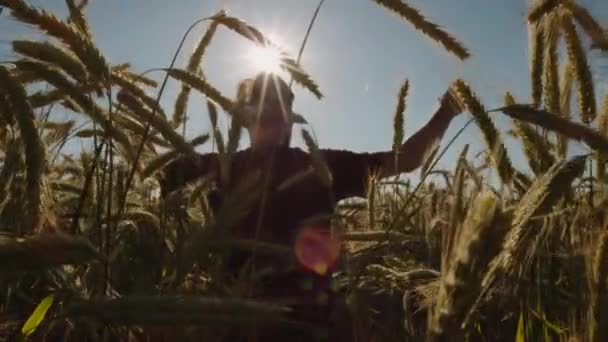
left=1, top=0, right=608, bottom=183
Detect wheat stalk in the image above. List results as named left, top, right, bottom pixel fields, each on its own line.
left=0, top=137, right=21, bottom=215
left=12, top=40, right=89, bottom=83
left=527, top=0, right=560, bottom=23
left=116, top=69, right=158, bottom=88
left=173, top=18, right=220, bottom=128
left=600, top=94, right=608, bottom=136
left=597, top=93, right=608, bottom=180
left=372, top=0, right=470, bottom=60
left=210, top=12, right=322, bottom=99
left=513, top=119, right=556, bottom=175
left=112, top=71, right=167, bottom=118
left=506, top=92, right=556, bottom=174
left=0, top=0, right=110, bottom=82
left=561, top=13, right=596, bottom=124
left=165, top=68, right=234, bottom=115
left=542, top=12, right=561, bottom=114
left=16, top=60, right=136, bottom=162
left=497, top=104, right=608, bottom=153
left=112, top=112, right=168, bottom=148
left=42, top=119, right=75, bottom=147
left=452, top=79, right=514, bottom=184
left=277, top=54, right=323, bottom=99
left=430, top=191, right=507, bottom=340
left=66, top=0, right=92, bottom=39
left=563, top=0, right=608, bottom=51
left=530, top=20, right=546, bottom=107
left=393, top=79, right=409, bottom=171
left=141, top=134, right=209, bottom=179
left=464, top=155, right=586, bottom=328
left=558, top=62, right=574, bottom=157
left=0, top=65, right=46, bottom=230
left=590, top=229, right=608, bottom=342
left=442, top=144, right=469, bottom=271
left=117, top=89, right=194, bottom=155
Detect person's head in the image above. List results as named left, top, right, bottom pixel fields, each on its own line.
left=235, top=72, right=295, bottom=150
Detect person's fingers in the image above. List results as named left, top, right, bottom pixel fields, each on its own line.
left=440, top=89, right=466, bottom=116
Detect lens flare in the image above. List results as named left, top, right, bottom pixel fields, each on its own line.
left=245, top=44, right=282, bottom=74
left=294, top=226, right=341, bottom=275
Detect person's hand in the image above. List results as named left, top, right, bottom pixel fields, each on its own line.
left=438, top=88, right=466, bottom=119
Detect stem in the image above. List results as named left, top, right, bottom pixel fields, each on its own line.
left=117, top=15, right=216, bottom=223
left=289, top=0, right=326, bottom=88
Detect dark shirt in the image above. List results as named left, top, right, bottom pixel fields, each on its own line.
left=159, top=146, right=384, bottom=302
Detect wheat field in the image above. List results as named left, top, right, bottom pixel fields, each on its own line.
left=0, top=0, right=608, bottom=341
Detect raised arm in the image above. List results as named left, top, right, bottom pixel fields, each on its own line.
left=374, top=89, right=465, bottom=179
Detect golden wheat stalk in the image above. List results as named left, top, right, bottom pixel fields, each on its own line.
left=112, top=71, right=167, bottom=118
left=590, top=229, right=608, bottom=342
left=372, top=0, right=470, bottom=60
left=116, top=89, right=193, bottom=155
left=430, top=191, right=506, bottom=340
left=278, top=54, right=323, bottom=99
left=507, top=91, right=555, bottom=173
left=116, top=69, right=158, bottom=88
left=16, top=61, right=137, bottom=164
left=165, top=68, right=234, bottom=115
left=0, top=0, right=109, bottom=82
left=558, top=62, right=573, bottom=157
left=596, top=94, right=608, bottom=180
left=527, top=0, right=560, bottom=23
left=112, top=112, right=168, bottom=148
left=180, top=170, right=264, bottom=277
left=366, top=173, right=377, bottom=229
left=464, top=155, right=586, bottom=329
left=497, top=104, right=608, bottom=153
left=42, top=119, right=75, bottom=147
left=173, top=19, right=220, bottom=127
left=141, top=134, right=209, bottom=179
left=563, top=0, right=608, bottom=51
left=561, top=13, right=596, bottom=124
left=0, top=65, right=46, bottom=229
left=542, top=12, right=561, bottom=114
left=442, top=144, right=469, bottom=271
left=12, top=40, right=89, bottom=82
left=28, top=88, right=69, bottom=109
left=217, top=116, right=243, bottom=187
left=601, top=94, right=608, bottom=136
left=393, top=79, right=409, bottom=170
left=73, top=128, right=103, bottom=139
left=66, top=0, right=92, bottom=38
left=0, top=137, right=21, bottom=215
left=27, top=81, right=99, bottom=109
left=210, top=12, right=322, bottom=99
left=530, top=21, right=546, bottom=107
left=452, top=79, right=514, bottom=184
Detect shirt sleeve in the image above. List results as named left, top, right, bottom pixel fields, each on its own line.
left=158, top=152, right=219, bottom=197
left=320, top=149, right=384, bottom=201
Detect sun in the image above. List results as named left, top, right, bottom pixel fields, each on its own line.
left=245, top=44, right=283, bottom=74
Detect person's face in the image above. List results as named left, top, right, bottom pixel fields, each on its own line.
left=248, top=106, right=292, bottom=149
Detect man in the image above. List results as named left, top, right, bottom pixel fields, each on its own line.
left=159, top=72, right=464, bottom=340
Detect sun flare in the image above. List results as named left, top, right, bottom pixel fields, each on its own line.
left=245, top=44, right=283, bottom=74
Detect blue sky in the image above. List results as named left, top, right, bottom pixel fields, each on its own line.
left=2, top=0, right=608, bottom=182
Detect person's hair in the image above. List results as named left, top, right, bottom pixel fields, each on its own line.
left=235, top=72, right=294, bottom=123
left=235, top=72, right=295, bottom=147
